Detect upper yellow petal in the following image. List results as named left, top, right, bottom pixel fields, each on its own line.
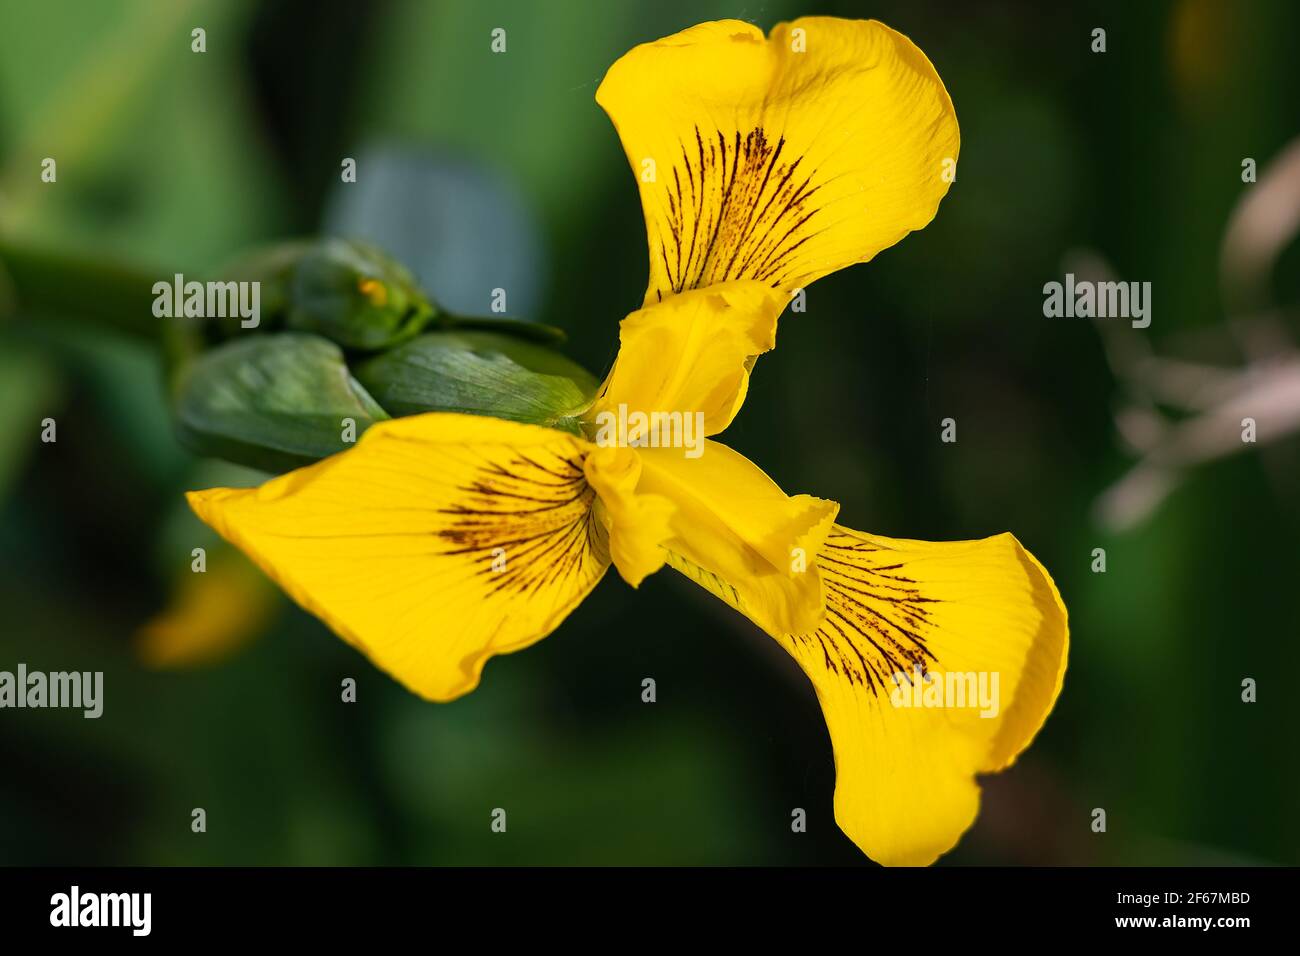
left=585, top=280, right=785, bottom=439
left=597, top=17, right=959, bottom=303
left=637, top=440, right=838, bottom=635
left=667, top=523, right=1068, bottom=866
left=187, top=413, right=609, bottom=702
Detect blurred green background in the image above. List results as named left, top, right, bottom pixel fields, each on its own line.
left=1, top=0, right=1297, bottom=865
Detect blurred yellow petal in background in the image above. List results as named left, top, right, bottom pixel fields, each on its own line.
left=135, top=545, right=278, bottom=669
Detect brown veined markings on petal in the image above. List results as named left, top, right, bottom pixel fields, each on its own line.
left=664, top=529, right=942, bottom=699
left=788, top=529, right=942, bottom=697
left=655, top=124, right=823, bottom=301
left=663, top=547, right=743, bottom=610
left=434, top=448, right=607, bottom=598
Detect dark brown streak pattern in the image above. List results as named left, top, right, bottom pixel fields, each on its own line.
left=787, top=530, right=942, bottom=696
left=663, top=548, right=742, bottom=609
left=666, top=527, right=944, bottom=699
left=655, top=124, right=823, bottom=299
left=434, top=450, right=606, bottom=598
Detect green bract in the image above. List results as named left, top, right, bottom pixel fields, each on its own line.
left=353, top=330, right=597, bottom=435
left=170, top=239, right=598, bottom=471
left=174, top=333, right=390, bottom=473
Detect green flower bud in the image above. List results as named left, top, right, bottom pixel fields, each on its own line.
left=281, top=238, right=436, bottom=350
left=169, top=239, right=597, bottom=472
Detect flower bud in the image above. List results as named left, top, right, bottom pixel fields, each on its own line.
left=281, top=238, right=436, bottom=350
left=170, top=239, right=595, bottom=472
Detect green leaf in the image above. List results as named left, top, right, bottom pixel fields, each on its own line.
left=174, top=332, right=389, bottom=473
left=0, top=342, right=61, bottom=504
left=0, top=0, right=280, bottom=266
left=352, top=330, right=597, bottom=428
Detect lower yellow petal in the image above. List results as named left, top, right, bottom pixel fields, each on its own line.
left=669, top=523, right=1068, bottom=866
left=637, top=441, right=837, bottom=635
left=187, top=413, right=608, bottom=701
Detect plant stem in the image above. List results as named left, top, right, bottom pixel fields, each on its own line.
left=0, top=238, right=164, bottom=341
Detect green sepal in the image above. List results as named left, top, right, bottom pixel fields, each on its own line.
left=352, top=329, right=597, bottom=429
left=173, top=332, right=390, bottom=473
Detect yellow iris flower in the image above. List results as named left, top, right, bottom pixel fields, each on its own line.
left=187, top=18, right=1068, bottom=867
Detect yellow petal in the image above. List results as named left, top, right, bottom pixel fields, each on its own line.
left=187, top=413, right=609, bottom=702
left=597, top=17, right=959, bottom=303
left=637, top=441, right=838, bottom=635
left=668, top=524, right=1067, bottom=866
left=583, top=445, right=675, bottom=588
left=585, top=280, right=786, bottom=440
left=135, top=548, right=278, bottom=668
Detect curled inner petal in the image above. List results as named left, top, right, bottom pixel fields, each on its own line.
left=584, top=445, right=675, bottom=588
left=585, top=280, right=786, bottom=441
left=636, top=441, right=838, bottom=636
